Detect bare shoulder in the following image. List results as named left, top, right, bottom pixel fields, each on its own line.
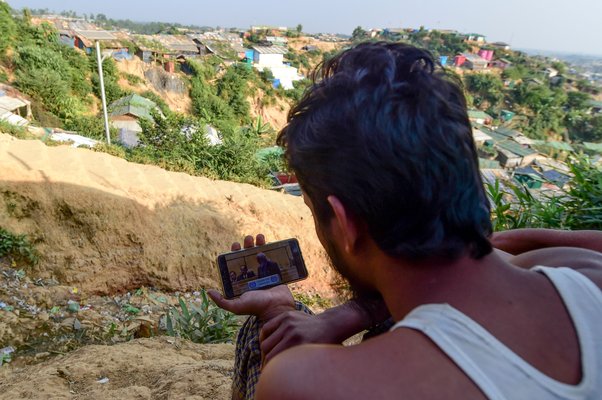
left=510, top=247, right=602, bottom=289
left=255, top=329, right=484, bottom=400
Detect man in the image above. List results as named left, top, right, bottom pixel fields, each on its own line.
left=237, top=265, right=255, bottom=282
left=210, top=42, right=602, bottom=399
left=256, top=253, right=282, bottom=281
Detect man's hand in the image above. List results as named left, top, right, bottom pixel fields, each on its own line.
left=208, top=285, right=296, bottom=321
left=259, top=309, right=341, bottom=364
left=207, top=234, right=296, bottom=321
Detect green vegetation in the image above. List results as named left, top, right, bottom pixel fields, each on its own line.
left=0, top=227, right=39, bottom=266
left=488, top=157, right=602, bottom=231
left=0, top=8, right=125, bottom=131
left=0, top=120, right=28, bottom=138
left=293, top=292, right=332, bottom=309
left=464, top=74, right=504, bottom=111
left=346, top=27, right=602, bottom=144
left=0, top=2, right=17, bottom=58
left=166, top=291, right=238, bottom=343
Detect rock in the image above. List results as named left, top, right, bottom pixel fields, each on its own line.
left=61, top=317, right=75, bottom=328
left=34, top=352, right=50, bottom=360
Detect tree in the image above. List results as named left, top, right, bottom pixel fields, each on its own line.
left=0, top=2, right=17, bottom=56
left=464, top=73, right=504, bottom=110
left=565, top=91, right=592, bottom=111
left=551, top=61, right=567, bottom=75
left=296, top=24, right=303, bottom=33
left=567, top=114, right=602, bottom=142
left=352, top=26, right=367, bottom=41
left=502, top=65, right=529, bottom=81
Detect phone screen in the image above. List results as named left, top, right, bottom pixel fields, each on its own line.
left=217, top=238, right=308, bottom=299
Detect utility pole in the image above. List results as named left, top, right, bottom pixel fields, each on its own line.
left=95, top=41, right=111, bottom=145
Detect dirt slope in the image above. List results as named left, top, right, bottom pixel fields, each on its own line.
left=0, top=134, right=334, bottom=297
left=0, top=338, right=235, bottom=399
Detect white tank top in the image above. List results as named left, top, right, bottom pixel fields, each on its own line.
left=390, top=266, right=602, bottom=400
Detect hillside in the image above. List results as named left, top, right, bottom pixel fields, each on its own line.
left=0, top=134, right=333, bottom=296
left=0, top=134, right=340, bottom=397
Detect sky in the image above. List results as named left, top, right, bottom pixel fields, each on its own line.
left=8, top=0, right=602, bottom=56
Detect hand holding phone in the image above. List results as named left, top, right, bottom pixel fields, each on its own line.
left=208, top=234, right=297, bottom=321
left=217, top=237, right=308, bottom=299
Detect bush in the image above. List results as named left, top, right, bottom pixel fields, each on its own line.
left=487, top=157, right=602, bottom=231
left=0, top=120, right=29, bottom=138
left=165, top=291, right=238, bottom=343
left=124, top=72, right=144, bottom=86
left=94, top=142, right=127, bottom=158
left=0, top=227, right=39, bottom=266
left=140, top=90, right=171, bottom=116
left=64, top=115, right=115, bottom=141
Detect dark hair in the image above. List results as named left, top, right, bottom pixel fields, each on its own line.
left=278, top=42, right=492, bottom=260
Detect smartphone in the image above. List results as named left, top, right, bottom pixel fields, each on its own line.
left=217, top=238, right=308, bottom=299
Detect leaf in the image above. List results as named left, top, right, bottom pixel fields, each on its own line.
left=178, top=298, right=190, bottom=320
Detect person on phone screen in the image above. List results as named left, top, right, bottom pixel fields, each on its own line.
left=236, top=265, right=255, bottom=282
left=209, top=42, right=602, bottom=400
left=256, top=253, right=282, bottom=281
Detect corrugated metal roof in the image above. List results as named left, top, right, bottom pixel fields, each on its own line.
left=496, top=140, right=537, bottom=157
left=108, top=94, right=158, bottom=121
left=473, top=128, right=492, bottom=142
left=0, top=96, right=29, bottom=112
left=495, top=126, right=522, bottom=138
left=479, top=158, right=501, bottom=169
left=482, top=126, right=537, bottom=157
left=252, top=46, right=287, bottom=55
left=73, top=29, right=116, bottom=41
left=0, top=110, right=29, bottom=127
left=532, top=141, right=574, bottom=152
left=462, top=53, right=488, bottom=63
left=468, top=110, right=492, bottom=120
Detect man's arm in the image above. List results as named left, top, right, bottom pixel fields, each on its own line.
left=492, top=229, right=602, bottom=255
left=257, top=296, right=389, bottom=362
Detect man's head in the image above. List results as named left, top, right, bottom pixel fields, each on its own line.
left=278, top=42, right=492, bottom=292
left=257, top=253, right=267, bottom=264
left=240, top=265, right=248, bottom=274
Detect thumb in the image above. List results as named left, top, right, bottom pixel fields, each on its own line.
left=208, top=289, right=242, bottom=314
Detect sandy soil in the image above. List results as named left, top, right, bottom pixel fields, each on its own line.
left=115, top=58, right=191, bottom=114
left=248, top=91, right=290, bottom=131
left=0, top=133, right=338, bottom=398
left=288, top=37, right=346, bottom=53
left=0, top=134, right=334, bottom=297
left=0, top=337, right=235, bottom=399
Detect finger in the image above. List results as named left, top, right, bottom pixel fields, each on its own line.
left=260, top=324, right=288, bottom=358
left=243, top=235, right=254, bottom=249
left=256, top=234, right=266, bottom=246
left=231, top=242, right=241, bottom=251
left=260, top=312, right=289, bottom=341
left=264, top=339, right=295, bottom=364
left=207, top=289, right=244, bottom=314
